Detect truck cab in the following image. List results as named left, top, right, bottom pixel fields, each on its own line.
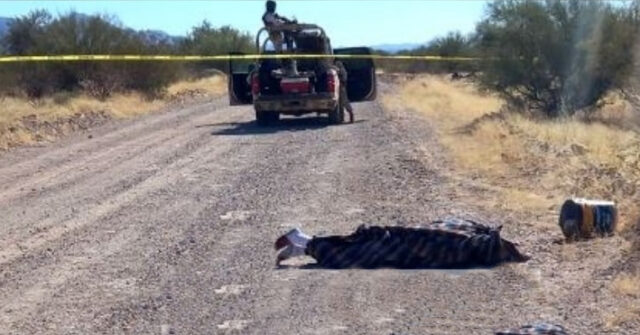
left=227, top=23, right=377, bottom=125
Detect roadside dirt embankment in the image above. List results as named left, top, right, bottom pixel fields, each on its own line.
left=0, top=74, right=226, bottom=150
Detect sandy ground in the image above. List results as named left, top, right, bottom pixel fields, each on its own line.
left=0, top=80, right=635, bottom=334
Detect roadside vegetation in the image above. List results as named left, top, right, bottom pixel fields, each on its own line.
left=0, top=10, right=251, bottom=98
left=384, top=72, right=640, bottom=330
left=381, top=0, right=640, bottom=116
left=375, top=31, right=480, bottom=74
left=385, top=75, right=639, bottom=225
left=3, top=1, right=639, bottom=149
left=381, top=0, right=640, bottom=222
left=383, top=1, right=640, bottom=328
left=0, top=75, right=226, bottom=149
left=476, top=0, right=639, bottom=117
left=0, top=10, right=248, bottom=149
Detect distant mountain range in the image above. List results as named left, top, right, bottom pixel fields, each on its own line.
left=369, top=43, right=425, bottom=53
left=136, top=29, right=184, bottom=46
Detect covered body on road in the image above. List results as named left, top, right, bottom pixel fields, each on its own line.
left=275, top=218, right=530, bottom=269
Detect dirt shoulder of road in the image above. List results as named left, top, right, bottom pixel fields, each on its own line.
left=0, top=74, right=226, bottom=151
left=382, top=73, right=640, bottom=331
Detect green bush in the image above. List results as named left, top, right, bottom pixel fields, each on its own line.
left=375, top=31, right=480, bottom=74
left=0, top=10, right=181, bottom=98
left=0, top=11, right=254, bottom=98
left=476, top=0, right=640, bottom=117
left=179, top=20, right=254, bottom=75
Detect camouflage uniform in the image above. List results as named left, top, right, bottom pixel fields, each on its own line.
left=262, top=1, right=294, bottom=53
left=303, top=218, right=529, bottom=269
left=334, top=60, right=354, bottom=122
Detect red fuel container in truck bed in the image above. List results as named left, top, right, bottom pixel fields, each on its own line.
left=280, top=77, right=311, bottom=94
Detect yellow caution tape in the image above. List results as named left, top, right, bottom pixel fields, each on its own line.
left=0, top=54, right=480, bottom=63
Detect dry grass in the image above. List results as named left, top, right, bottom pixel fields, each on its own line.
left=384, top=74, right=640, bottom=331
left=383, top=74, right=640, bottom=230
left=389, top=75, right=503, bottom=129
left=604, top=271, right=640, bottom=329
left=611, top=272, right=640, bottom=298
left=0, top=93, right=164, bottom=124
left=0, top=74, right=226, bottom=150
left=167, top=74, right=226, bottom=97
left=603, top=304, right=640, bottom=329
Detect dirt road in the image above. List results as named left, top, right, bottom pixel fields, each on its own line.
left=0, top=82, right=632, bottom=334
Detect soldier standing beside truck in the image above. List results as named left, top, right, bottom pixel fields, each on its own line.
left=335, top=60, right=354, bottom=122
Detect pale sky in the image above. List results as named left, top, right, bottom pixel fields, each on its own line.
left=2, top=0, right=490, bottom=46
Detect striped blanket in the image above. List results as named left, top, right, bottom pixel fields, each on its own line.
left=495, top=323, right=568, bottom=335
left=301, top=218, right=529, bottom=269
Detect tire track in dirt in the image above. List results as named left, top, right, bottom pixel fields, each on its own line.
left=0, top=108, right=255, bottom=332
left=0, top=99, right=225, bottom=173
left=0, top=100, right=228, bottom=203
left=0, top=106, right=244, bottom=251
left=75, top=123, right=283, bottom=333
left=1, top=150, right=198, bottom=267
left=73, top=115, right=348, bottom=333
left=0, top=227, right=141, bottom=330
left=0, top=119, right=240, bottom=269
left=192, top=101, right=535, bottom=335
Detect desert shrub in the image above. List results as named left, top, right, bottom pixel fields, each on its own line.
left=180, top=21, right=254, bottom=75
left=375, top=31, right=480, bottom=74
left=475, top=0, right=640, bottom=117
left=0, top=12, right=253, bottom=99
left=1, top=10, right=183, bottom=98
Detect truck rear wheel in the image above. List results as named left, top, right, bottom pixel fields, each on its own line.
left=328, top=104, right=344, bottom=125
left=256, top=110, right=279, bottom=126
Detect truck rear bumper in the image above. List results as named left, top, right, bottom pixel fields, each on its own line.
left=254, top=93, right=338, bottom=112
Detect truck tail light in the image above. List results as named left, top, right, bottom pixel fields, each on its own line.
left=251, top=73, right=260, bottom=95
left=326, top=70, right=337, bottom=93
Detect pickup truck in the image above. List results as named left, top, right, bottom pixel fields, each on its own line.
left=227, top=23, right=377, bottom=125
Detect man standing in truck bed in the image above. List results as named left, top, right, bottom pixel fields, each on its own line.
left=262, top=0, right=294, bottom=52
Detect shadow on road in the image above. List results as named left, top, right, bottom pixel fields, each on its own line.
left=275, top=263, right=494, bottom=274
left=204, top=117, right=365, bottom=136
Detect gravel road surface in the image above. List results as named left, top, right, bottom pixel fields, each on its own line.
left=0, top=82, right=632, bottom=334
